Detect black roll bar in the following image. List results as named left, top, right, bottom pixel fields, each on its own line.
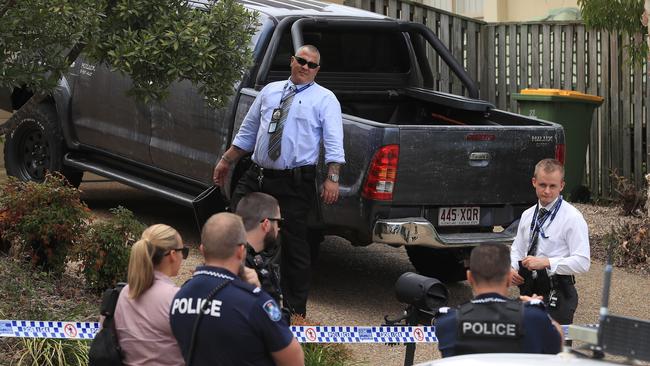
left=287, top=17, right=479, bottom=99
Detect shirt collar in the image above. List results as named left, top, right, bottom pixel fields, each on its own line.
left=286, top=78, right=312, bottom=89
left=474, top=292, right=508, bottom=300
left=538, top=197, right=559, bottom=211
left=246, top=242, right=259, bottom=255
left=154, top=270, right=174, bottom=284
left=194, top=265, right=237, bottom=278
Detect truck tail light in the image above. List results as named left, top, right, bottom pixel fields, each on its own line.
left=362, top=144, right=399, bottom=201
left=555, top=143, right=565, bottom=165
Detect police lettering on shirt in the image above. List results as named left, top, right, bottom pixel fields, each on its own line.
left=171, top=297, right=223, bottom=317
left=458, top=297, right=520, bottom=339
left=460, top=321, right=518, bottom=337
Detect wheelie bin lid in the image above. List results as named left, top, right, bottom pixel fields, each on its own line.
left=514, top=88, right=604, bottom=104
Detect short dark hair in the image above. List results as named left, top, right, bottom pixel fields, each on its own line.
left=469, top=244, right=511, bottom=284
left=235, top=192, right=280, bottom=231
left=297, top=44, right=321, bottom=64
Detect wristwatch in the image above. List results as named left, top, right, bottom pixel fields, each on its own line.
left=327, top=173, right=339, bottom=183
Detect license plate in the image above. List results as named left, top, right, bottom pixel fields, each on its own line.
left=438, top=207, right=480, bottom=226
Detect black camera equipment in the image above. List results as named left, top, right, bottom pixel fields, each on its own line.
left=383, top=272, right=449, bottom=366
left=569, top=253, right=650, bottom=362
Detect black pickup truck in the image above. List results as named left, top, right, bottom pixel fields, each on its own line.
left=1, top=0, right=564, bottom=281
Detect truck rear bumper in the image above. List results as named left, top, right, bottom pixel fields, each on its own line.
left=372, top=217, right=519, bottom=248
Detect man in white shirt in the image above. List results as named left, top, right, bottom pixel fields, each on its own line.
left=510, top=158, right=590, bottom=324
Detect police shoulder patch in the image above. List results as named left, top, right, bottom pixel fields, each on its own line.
left=262, top=300, right=283, bottom=322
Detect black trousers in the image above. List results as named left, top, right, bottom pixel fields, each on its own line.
left=231, top=166, right=316, bottom=316
left=518, top=268, right=578, bottom=325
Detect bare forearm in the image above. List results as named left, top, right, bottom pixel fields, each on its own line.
left=220, top=145, right=247, bottom=164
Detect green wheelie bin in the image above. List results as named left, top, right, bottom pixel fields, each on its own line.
left=512, top=88, right=604, bottom=201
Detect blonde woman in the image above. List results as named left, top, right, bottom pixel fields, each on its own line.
left=114, top=224, right=187, bottom=366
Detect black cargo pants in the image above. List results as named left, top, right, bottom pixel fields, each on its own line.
left=519, top=270, right=578, bottom=325
left=231, top=164, right=316, bottom=316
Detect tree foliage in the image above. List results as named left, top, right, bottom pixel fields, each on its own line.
left=0, top=0, right=104, bottom=93
left=578, top=0, right=648, bottom=63
left=0, top=0, right=257, bottom=108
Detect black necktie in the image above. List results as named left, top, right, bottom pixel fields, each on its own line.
left=527, top=207, right=549, bottom=256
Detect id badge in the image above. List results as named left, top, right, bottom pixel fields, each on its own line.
left=268, top=121, right=277, bottom=133
left=268, top=108, right=282, bottom=134
left=548, top=289, right=558, bottom=308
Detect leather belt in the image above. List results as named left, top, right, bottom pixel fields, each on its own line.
left=250, top=163, right=316, bottom=179
left=551, top=274, right=576, bottom=285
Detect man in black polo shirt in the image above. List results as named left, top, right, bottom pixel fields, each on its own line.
left=235, top=192, right=283, bottom=306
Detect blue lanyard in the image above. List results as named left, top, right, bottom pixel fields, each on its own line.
left=279, top=81, right=313, bottom=105
left=529, top=196, right=563, bottom=241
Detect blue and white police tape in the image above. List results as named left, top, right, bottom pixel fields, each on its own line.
left=0, top=320, right=98, bottom=340
left=0, top=320, right=585, bottom=343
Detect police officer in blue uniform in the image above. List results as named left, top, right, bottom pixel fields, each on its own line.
left=169, top=213, right=304, bottom=366
left=436, top=243, right=563, bottom=357
left=213, top=44, right=345, bottom=317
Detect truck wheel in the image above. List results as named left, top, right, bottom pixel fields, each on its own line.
left=405, top=246, right=467, bottom=283
left=3, top=105, right=83, bottom=187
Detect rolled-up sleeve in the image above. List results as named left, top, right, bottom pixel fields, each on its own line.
left=232, top=91, right=263, bottom=152
left=320, top=93, right=345, bottom=165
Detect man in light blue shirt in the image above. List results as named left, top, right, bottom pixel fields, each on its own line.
left=213, top=44, right=345, bottom=316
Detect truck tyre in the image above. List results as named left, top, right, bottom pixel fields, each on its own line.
left=3, top=105, right=83, bottom=187
left=405, top=246, right=467, bottom=283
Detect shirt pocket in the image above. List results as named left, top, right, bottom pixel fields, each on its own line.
left=294, top=102, right=321, bottom=156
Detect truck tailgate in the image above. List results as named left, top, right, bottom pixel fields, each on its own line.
left=393, top=125, right=562, bottom=205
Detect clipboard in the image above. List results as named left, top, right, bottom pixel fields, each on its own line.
left=192, top=185, right=227, bottom=233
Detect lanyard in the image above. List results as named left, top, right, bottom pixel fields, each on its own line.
left=278, top=81, right=313, bottom=106
left=528, top=196, right=563, bottom=242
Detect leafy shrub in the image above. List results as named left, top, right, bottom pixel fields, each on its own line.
left=601, top=217, right=650, bottom=272
left=291, top=315, right=355, bottom=366
left=0, top=173, right=90, bottom=275
left=16, top=338, right=89, bottom=366
left=73, top=206, right=145, bottom=292
left=611, top=171, right=646, bottom=216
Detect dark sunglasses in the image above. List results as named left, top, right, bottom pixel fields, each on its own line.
left=261, top=217, right=284, bottom=227
left=293, top=55, right=319, bottom=69
left=166, top=247, right=189, bottom=259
